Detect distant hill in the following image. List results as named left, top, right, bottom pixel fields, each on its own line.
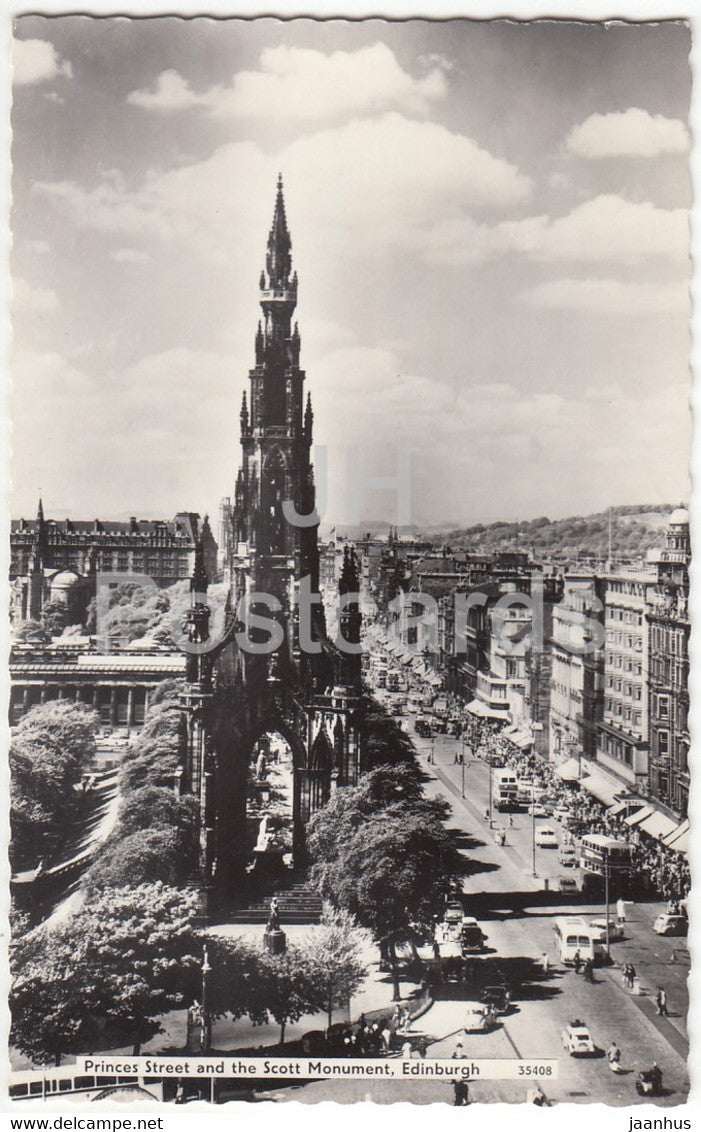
left=437, top=505, right=679, bottom=559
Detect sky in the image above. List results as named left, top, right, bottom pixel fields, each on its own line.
left=10, top=17, right=693, bottom=531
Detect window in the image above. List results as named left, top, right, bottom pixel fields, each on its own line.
left=658, top=730, right=669, bottom=758
left=658, top=694, right=669, bottom=719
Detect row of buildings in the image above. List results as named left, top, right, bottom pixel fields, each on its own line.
left=319, top=508, right=690, bottom=823
left=10, top=502, right=218, bottom=624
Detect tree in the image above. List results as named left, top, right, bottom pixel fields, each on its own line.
left=73, top=883, right=200, bottom=1054
left=310, top=801, right=463, bottom=1000
left=83, top=828, right=182, bottom=891
left=254, top=944, right=321, bottom=1044
left=10, top=884, right=201, bottom=1063
left=119, top=688, right=185, bottom=797
left=307, top=764, right=448, bottom=892
left=307, top=904, right=368, bottom=1028
left=12, top=620, right=52, bottom=645
left=40, top=600, right=71, bottom=637
left=10, top=702, right=98, bottom=870
left=10, top=926, right=97, bottom=1066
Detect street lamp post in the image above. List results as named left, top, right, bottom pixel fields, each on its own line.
left=461, top=734, right=466, bottom=798
left=488, top=762, right=493, bottom=825
left=532, top=803, right=537, bottom=878
left=201, top=945, right=212, bottom=1056
left=604, top=848, right=611, bottom=960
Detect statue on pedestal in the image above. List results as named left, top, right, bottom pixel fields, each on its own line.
left=264, top=896, right=286, bottom=955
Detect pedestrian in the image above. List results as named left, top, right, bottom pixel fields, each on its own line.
left=607, top=1041, right=622, bottom=1073
left=616, top=897, right=626, bottom=925
left=656, top=987, right=668, bottom=1017
left=401, top=1039, right=413, bottom=1059
left=484, top=807, right=490, bottom=823
left=451, top=1079, right=470, bottom=1106
left=541, top=951, right=550, bottom=973
left=416, top=1037, right=428, bottom=1059
left=583, top=958, right=594, bottom=983
left=573, top=950, right=582, bottom=974
left=628, top=963, right=637, bottom=990
left=452, top=1039, right=466, bottom=1059
left=509, top=814, right=514, bottom=828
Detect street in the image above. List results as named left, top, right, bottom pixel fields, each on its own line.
left=276, top=708, right=689, bottom=1107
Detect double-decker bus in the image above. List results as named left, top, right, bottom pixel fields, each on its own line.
left=492, top=768, right=520, bottom=812
left=9, top=1067, right=164, bottom=1103
left=580, top=834, right=633, bottom=897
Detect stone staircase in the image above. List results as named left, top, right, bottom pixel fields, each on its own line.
left=228, top=878, right=323, bottom=925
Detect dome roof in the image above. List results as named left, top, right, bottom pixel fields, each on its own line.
left=669, top=507, right=689, bottom=526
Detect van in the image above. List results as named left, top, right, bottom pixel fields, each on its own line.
left=553, top=917, right=599, bottom=965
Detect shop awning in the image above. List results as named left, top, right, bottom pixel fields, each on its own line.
left=663, top=818, right=689, bottom=848
left=624, top=806, right=654, bottom=827
left=667, top=825, right=690, bottom=856
left=638, top=810, right=679, bottom=844
left=554, top=757, right=580, bottom=782
left=503, top=724, right=520, bottom=738
left=607, top=799, right=645, bottom=818
left=510, top=731, right=533, bottom=750
left=466, top=699, right=508, bottom=721
left=579, top=766, right=622, bottom=807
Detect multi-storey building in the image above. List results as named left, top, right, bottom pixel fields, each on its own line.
left=594, top=568, right=655, bottom=793
left=10, top=503, right=217, bottom=623
left=646, top=508, right=690, bottom=818
left=549, top=573, right=605, bottom=772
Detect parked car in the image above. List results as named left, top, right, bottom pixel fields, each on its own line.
left=653, top=912, right=687, bottom=937
left=558, top=845, right=578, bottom=868
left=535, top=826, right=558, bottom=848
left=589, top=918, right=625, bottom=943
left=562, top=1020, right=596, bottom=1056
left=414, top=717, right=433, bottom=738
left=558, top=875, right=579, bottom=896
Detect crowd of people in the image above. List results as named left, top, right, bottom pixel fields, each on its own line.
left=453, top=713, right=690, bottom=905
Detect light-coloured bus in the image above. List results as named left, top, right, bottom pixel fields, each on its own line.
left=553, top=916, right=602, bottom=965
left=9, top=1067, right=164, bottom=1103
left=492, top=768, right=520, bottom=811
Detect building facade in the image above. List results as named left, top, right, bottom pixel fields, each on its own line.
left=646, top=508, right=690, bottom=818
left=11, top=504, right=217, bottom=623
left=594, top=569, right=653, bottom=791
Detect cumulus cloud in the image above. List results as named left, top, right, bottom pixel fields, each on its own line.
left=33, top=114, right=532, bottom=270
left=566, top=107, right=690, bottom=158
left=518, top=277, right=689, bottom=315
left=491, top=195, right=688, bottom=265
left=13, top=277, right=59, bottom=314
left=127, top=43, right=448, bottom=122
left=13, top=38, right=72, bottom=86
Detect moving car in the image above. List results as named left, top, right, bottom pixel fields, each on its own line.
left=481, top=985, right=511, bottom=1015
left=460, top=917, right=488, bottom=954
left=589, top=918, right=625, bottom=943
left=562, top=1020, right=596, bottom=1056
left=558, top=875, right=579, bottom=896
left=529, top=802, right=549, bottom=818
left=534, top=826, right=558, bottom=848
left=553, top=807, right=572, bottom=824
left=444, top=901, right=465, bottom=925
left=414, top=717, right=433, bottom=738
left=653, top=912, right=687, bottom=937
left=558, top=845, right=578, bottom=867
left=464, top=1005, right=492, bottom=1033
